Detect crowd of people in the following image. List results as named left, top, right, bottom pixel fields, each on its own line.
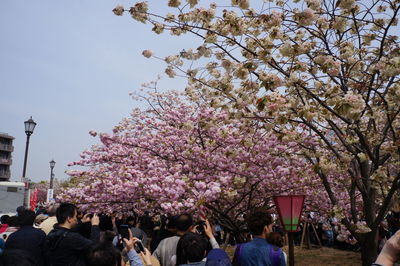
left=0, top=203, right=399, bottom=266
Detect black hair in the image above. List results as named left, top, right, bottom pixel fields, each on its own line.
left=56, top=203, right=77, bottom=224
left=0, top=215, right=10, bottom=224
left=17, top=210, right=35, bottom=226
left=267, top=232, right=284, bottom=248
left=167, top=215, right=178, bottom=229
left=99, top=215, right=114, bottom=231
left=7, top=216, right=19, bottom=227
left=126, top=216, right=136, bottom=227
left=16, top=206, right=25, bottom=216
left=176, top=232, right=208, bottom=264
left=176, top=213, right=193, bottom=232
left=87, top=242, right=122, bottom=266
left=246, top=209, right=273, bottom=236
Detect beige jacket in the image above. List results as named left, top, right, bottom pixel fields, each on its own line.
left=39, top=216, right=57, bottom=235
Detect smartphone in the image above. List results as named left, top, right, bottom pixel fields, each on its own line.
left=135, top=240, right=145, bottom=253
left=119, top=224, right=130, bottom=240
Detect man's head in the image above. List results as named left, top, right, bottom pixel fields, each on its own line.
left=178, top=232, right=207, bottom=263
left=56, top=203, right=78, bottom=228
left=126, top=216, right=136, bottom=227
left=16, top=206, right=25, bottom=216
left=246, top=209, right=273, bottom=238
left=0, top=215, right=10, bottom=225
left=175, top=213, right=193, bottom=233
left=17, top=210, right=36, bottom=226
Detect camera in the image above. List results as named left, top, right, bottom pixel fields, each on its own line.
left=196, top=221, right=206, bottom=234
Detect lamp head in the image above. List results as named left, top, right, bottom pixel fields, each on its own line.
left=24, top=116, right=37, bottom=136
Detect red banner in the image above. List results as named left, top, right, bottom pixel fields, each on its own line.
left=30, top=188, right=38, bottom=211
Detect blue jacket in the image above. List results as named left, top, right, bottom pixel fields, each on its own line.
left=239, top=237, right=285, bottom=266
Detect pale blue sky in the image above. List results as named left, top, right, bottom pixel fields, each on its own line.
left=0, top=0, right=197, bottom=182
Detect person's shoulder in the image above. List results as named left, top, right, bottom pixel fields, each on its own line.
left=159, top=235, right=179, bottom=245
left=32, top=227, right=46, bottom=236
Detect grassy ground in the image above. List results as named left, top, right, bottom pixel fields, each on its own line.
left=283, top=246, right=362, bottom=266
left=225, top=246, right=362, bottom=266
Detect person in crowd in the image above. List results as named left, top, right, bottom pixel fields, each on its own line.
left=39, top=203, right=59, bottom=235
left=0, top=237, right=4, bottom=256
left=140, top=211, right=155, bottom=238
left=127, top=216, right=148, bottom=247
left=373, top=229, right=400, bottom=266
left=16, top=206, right=25, bottom=216
left=176, top=219, right=222, bottom=266
left=322, top=220, right=334, bottom=247
left=176, top=232, right=208, bottom=266
left=213, top=222, right=222, bottom=245
left=46, top=203, right=100, bottom=266
left=205, top=249, right=232, bottom=266
left=34, top=214, right=48, bottom=228
left=233, top=209, right=285, bottom=266
left=87, top=241, right=123, bottom=266
left=267, top=232, right=287, bottom=264
left=122, top=230, right=154, bottom=266
left=0, top=215, right=9, bottom=234
left=2, top=216, right=18, bottom=241
left=4, top=209, right=47, bottom=266
left=153, top=213, right=193, bottom=266
left=150, top=215, right=177, bottom=253
left=87, top=228, right=152, bottom=266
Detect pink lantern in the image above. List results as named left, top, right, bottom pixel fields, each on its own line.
left=273, top=195, right=305, bottom=266
left=273, top=195, right=305, bottom=232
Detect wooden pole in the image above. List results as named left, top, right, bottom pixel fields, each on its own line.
left=310, top=223, right=323, bottom=247
left=300, top=222, right=307, bottom=248
left=288, top=232, right=295, bottom=266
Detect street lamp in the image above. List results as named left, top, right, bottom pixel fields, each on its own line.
left=22, top=116, right=37, bottom=208
left=273, top=195, right=305, bottom=266
left=22, top=116, right=37, bottom=181
left=47, top=159, right=56, bottom=203
left=49, top=160, right=55, bottom=189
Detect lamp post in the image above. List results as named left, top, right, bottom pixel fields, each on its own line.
left=273, top=195, right=305, bottom=266
left=22, top=117, right=37, bottom=181
left=22, top=117, right=37, bottom=208
left=47, top=160, right=56, bottom=202
left=49, top=160, right=55, bottom=189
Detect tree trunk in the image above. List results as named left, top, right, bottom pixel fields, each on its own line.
left=360, top=232, right=378, bottom=266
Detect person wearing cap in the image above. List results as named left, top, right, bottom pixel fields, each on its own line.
left=39, top=203, right=59, bottom=235
left=34, top=214, right=48, bottom=228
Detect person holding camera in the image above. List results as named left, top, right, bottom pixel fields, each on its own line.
left=123, top=229, right=154, bottom=266
left=46, top=203, right=101, bottom=266
left=153, top=213, right=193, bottom=266
left=175, top=219, right=220, bottom=265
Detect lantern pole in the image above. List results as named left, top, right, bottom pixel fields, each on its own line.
left=288, top=232, right=295, bottom=266
left=273, top=195, right=305, bottom=266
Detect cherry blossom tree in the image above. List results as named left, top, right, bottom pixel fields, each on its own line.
left=113, top=0, right=400, bottom=264
left=60, top=89, right=330, bottom=240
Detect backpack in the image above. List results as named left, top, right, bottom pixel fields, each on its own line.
left=269, top=245, right=282, bottom=266
left=232, top=243, right=282, bottom=266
